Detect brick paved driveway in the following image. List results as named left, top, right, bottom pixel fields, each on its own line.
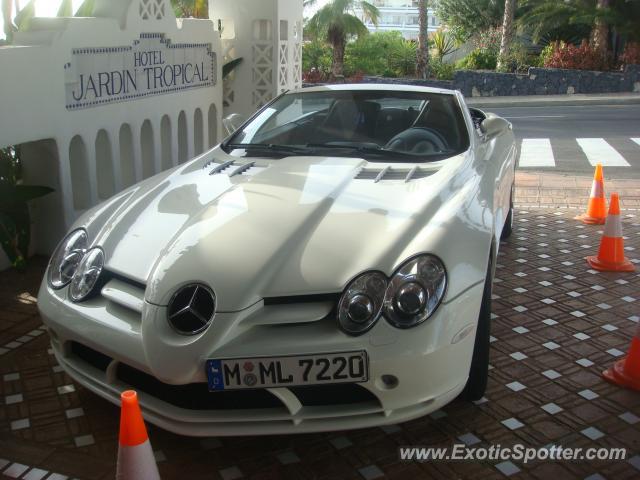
left=1, top=208, right=639, bottom=480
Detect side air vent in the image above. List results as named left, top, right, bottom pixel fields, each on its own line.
left=356, top=166, right=433, bottom=182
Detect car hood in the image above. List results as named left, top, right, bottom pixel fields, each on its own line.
left=80, top=147, right=475, bottom=311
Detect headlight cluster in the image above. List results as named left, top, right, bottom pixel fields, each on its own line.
left=48, top=229, right=104, bottom=302
left=338, top=255, right=447, bottom=335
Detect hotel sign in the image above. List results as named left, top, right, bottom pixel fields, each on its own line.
left=64, top=33, right=216, bottom=110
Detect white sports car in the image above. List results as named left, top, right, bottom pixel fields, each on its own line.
left=38, top=84, right=516, bottom=436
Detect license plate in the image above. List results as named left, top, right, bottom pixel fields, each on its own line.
left=206, top=351, right=368, bottom=391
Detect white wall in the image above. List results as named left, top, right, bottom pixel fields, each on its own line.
left=0, top=0, right=224, bottom=268
left=210, top=0, right=303, bottom=119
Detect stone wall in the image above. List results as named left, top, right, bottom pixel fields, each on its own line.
left=356, top=64, right=640, bottom=97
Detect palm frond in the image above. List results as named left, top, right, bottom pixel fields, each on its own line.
left=74, top=0, right=95, bottom=17
left=358, top=1, right=380, bottom=27
left=57, top=0, right=73, bottom=17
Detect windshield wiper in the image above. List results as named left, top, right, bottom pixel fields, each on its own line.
left=225, top=143, right=309, bottom=155
left=305, top=143, right=418, bottom=159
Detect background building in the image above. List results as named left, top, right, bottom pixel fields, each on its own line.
left=354, top=0, right=440, bottom=40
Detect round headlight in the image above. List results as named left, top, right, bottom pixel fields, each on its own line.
left=338, top=272, right=388, bottom=335
left=384, top=255, right=447, bottom=329
left=48, top=229, right=88, bottom=289
left=69, top=248, right=105, bottom=302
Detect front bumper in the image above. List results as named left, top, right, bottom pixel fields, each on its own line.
left=38, top=278, right=484, bottom=436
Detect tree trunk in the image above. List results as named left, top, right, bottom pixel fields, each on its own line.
left=590, top=0, right=609, bottom=61
left=497, top=0, right=516, bottom=71
left=416, top=0, right=429, bottom=79
left=331, top=38, right=346, bottom=80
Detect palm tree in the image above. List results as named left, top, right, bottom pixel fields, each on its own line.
left=497, top=0, right=516, bottom=71
left=518, top=0, right=640, bottom=49
left=305, top=0, right=379, bottom=79
left=416, top=0, right=429, bottom=79
left=590, top=0, right=609, bottom=58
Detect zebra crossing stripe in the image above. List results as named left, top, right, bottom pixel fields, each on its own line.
left=576, top=138, right=631, bottom=167
left=632, top=138, right=640, bottom=147
left=519, top=139, right=555, bottom=167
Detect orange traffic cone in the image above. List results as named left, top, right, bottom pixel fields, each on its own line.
left=575, top=163, right=607, bottom=225
left=603, top=323, right=640, bottom=391
left=116, top=390, right=160, bottom=480
left=586, top=193, right=635, bottom=272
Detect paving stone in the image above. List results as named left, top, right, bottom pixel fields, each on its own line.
left=576, top=358, right=595, bottom=367
left=619, top=412, right=640, bottom=424
left=542, top=369, right=562, bottom=380
left=506, top=381, right=526, bottom=392
left=457, top=433, right=481, bottom=446
left=3, top=463, right=29, bottom=478
left=501, top=418, right=524, bottom=430
left=581, top=427, right=605, bottom=440
left=359, top=465, right=384, bottom=480
left=510, top=351, right=527, bottom=361
left=495, top=461, right=520, bottom=476
left=541, top=403, right=563, bottom=415
left=22, top=468, right=49, bottom=480
left=579, top=389, right=599, bottom=400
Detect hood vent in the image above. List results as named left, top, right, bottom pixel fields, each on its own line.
left=356, top=166, right=433, bottom=183
left=204, top=160, right=265, bottom=177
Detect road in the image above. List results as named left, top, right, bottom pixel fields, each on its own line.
left=488, top=104, right=640, bottom=178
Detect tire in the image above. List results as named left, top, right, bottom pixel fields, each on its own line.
left=500, top=183, right=514, bottom=240
left=460, top=257, right=492, bottom=401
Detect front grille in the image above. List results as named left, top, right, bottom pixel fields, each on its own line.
left=263, top=293, right=340, bottom=306
left=117, top=364, right=285, bottom=410
left=71, top=342, right=112, bottom=372
left=68, top=341, right=380, bottom=412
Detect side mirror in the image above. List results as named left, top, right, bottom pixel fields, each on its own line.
left=480, top=116, right=510, bottom=141
left=222, top=113, right=246, bottom=136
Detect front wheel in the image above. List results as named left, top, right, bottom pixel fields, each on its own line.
left=460, top=258, right=492, bottom=401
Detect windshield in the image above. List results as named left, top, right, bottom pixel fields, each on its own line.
left=223, top=89, right=470, bottom=161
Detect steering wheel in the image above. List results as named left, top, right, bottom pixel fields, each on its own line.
left=385, top=127, right=448, bottom=154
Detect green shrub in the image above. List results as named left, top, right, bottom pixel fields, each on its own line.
left=497, top=43, right=538, bottom=73
left=456, top=48, right=498, bottom=70
left=429, top=60, right=456, bottom=80
left=302, top=39, right=332, bottom=77
left=389, top=39, right=418, bottom=77
left=344, top=31, right=411, bottom=77
left=538, top=44, right=554, bottom=68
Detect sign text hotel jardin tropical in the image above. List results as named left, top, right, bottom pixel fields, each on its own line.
left=64, top=33, right=217, bottom=110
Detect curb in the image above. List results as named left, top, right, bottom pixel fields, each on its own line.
left=467, top=95, right=640, bottom=108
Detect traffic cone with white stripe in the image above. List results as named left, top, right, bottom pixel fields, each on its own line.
left=586, top=193, right=635, bottom=272
left=575, top=163, right=607, bottom=225
left=603, top=323, right=640, bottom=391
left=116, top=390, right=160, bottom=480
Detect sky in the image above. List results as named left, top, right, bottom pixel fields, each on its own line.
left=1, top=0, right=325, bottom=40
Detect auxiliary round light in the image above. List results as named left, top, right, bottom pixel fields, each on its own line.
left=384, top=255, right=446, bottom=329
left=338, top=272, right=388, bottom=335
left=348, top=294, right=375, bottom=324
left=69, top=248, right=105, bottom=302
left=395, top=282, right=427, bottom=315
left=48, top=229, right=88, bottom=289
